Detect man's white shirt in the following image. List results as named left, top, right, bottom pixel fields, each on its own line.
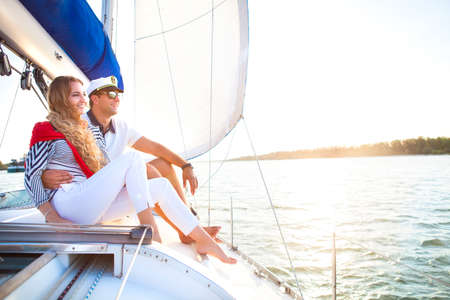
left=82, top=113, right=142, bottom=160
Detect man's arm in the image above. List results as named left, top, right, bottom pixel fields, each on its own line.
left=132, top=137, right=198, bottom=194
left=41, top=169, right=73, bottom=189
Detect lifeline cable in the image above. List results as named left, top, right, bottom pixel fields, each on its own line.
left=242, top=117, right=304, bottom=299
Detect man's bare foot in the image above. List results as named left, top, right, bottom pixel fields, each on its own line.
left=179, top=226, right=221, bottom=244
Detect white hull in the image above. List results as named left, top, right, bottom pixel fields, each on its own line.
left=0, top=206, right=299, bottom=300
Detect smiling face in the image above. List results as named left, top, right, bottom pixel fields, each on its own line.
left=68, top=81, right=87, bottom=116
left=47, top=76, right=85, bottom=120
left=90, top=87, right=121, bottom=117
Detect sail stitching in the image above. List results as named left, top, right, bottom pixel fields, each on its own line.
left=135, top=0, right=228, bottom=41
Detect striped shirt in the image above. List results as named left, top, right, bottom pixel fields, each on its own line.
left=24, top=124, right=107, bottom=208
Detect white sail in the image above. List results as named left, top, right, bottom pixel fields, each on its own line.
left=133, top=0, right=248, bottom=159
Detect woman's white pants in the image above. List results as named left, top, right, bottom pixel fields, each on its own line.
left=52, top=152, right=198, bottom=235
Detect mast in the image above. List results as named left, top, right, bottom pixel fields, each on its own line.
left=101, top=0, right=117, bottom=51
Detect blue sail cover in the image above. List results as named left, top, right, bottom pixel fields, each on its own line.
left=19, top=0, right=123, bottom=89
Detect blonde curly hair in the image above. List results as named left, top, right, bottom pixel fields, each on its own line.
left=47, top=76, right=105, bottom=173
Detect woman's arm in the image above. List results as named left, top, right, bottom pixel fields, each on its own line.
left=24, top=141, right=70, bottom=223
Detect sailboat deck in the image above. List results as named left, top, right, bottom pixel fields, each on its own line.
left=0, top=205, right=298, bottom=299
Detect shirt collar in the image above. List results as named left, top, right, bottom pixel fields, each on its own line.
left=87, top=110, right=116, bottom=135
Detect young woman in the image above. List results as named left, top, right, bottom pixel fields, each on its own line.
left=25, top=76, right=236, bottom=264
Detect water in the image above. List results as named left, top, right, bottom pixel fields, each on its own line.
left=1, top=155, right=449, bottom=299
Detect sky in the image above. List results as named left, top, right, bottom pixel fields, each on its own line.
left=1, top=0, right=450, bottom=162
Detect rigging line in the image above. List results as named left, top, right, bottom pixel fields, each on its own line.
left=199, top=125, right=238, bottom=189
left=135, top=0, right=228, bottom=41
left=31, top=84, right=49, bottom=111
left=0, top=80, right=21, bottom=151
left=115, top=227, right=149, bottom=300
left=208, top=0, right=215, bottom=227
left=10, top=64, right=47, bottom=111
left=242, top=118, right=304, bottom=299
left=337, top=234, right=450, bottom=288
left=155, top=0, right=187, bottom=155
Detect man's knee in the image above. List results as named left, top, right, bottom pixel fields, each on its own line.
left=148, top=158, right=175, bottom=177
left=146, top=163, right=162, bottom=179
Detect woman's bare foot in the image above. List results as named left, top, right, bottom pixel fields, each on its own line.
left=179, top=226, right=221, bottom=244
left=195, top=242, right=237, bottom=264
left=152, top=228, right=162, bottom=243
left=188, top=226, right=237, bottom=264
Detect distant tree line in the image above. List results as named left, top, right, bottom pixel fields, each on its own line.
left=232, top=137, right=450, bottom=161
left=0, top=155, right=26, bottom=170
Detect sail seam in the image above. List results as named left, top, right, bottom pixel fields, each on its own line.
left=208, top=0, right=215, bottom=226
left=155, top=0, right=187, bottom=156
left=135, top=0, right=228, bottom=41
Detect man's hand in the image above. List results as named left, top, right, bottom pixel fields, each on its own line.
left=41, top=169, right=73, bottom=189
left=182, top=166, right=198, bottom=195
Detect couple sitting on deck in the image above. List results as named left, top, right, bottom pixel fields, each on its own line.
left=24, top=75, right=236, bottom=264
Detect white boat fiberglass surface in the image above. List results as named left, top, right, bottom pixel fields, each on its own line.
left=0, top=191, right=298, bottom=300
left=0, top=0, right=302, bottom=299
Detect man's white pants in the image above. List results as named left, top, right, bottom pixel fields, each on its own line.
left=52, top=152, right=198, bottom=235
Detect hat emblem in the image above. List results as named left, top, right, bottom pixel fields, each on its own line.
left=110, top=76, right=117, bottom=85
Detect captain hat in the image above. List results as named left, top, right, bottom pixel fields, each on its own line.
left=87, top=75, right=123, bottom=97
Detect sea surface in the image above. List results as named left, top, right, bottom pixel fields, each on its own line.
left=1, top=155, right=449, bottom=299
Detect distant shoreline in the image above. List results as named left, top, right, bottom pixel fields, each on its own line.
left=230, top=137, right=450, bottom=161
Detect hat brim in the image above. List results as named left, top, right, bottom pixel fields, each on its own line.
left=89, top=84, right=123, bottom=96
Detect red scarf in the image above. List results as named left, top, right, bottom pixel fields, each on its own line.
left=29, top=121, right=94, bottom=178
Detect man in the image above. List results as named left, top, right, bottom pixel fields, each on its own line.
left=42, top=75, right=219, bottom=243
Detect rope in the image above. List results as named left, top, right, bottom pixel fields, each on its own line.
left=31, top=84, right=49, bottom=111
left=85, top=266, right=106, bottom=299
left=155, top=0, right=187, bottom=155
left=207, top=0, right=215, bottom=227
left=12, top=64, right=48, bottom=111
left=337, top=234, right=450, bottom=288
left=135, top=0, right=228, bottom=41
left=115, top=227, right=148, bottom=300
left=0, top=80, right=20, bottom=150
left=242, top=118, right=304, bottom=298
